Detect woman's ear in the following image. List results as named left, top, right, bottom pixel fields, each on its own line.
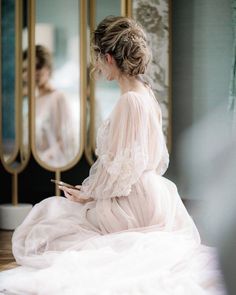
left=105, top=53, right=113, bottom=65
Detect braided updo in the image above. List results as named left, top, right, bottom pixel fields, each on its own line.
left=91, top=16, right=151, bottom=77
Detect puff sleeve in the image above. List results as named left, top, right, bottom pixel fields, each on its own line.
left=80, top=92, right=150, bottom=200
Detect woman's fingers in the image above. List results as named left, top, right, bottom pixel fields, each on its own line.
left=59, top=186, right=76, bottom=195
left=65, top=187, right=87, bottom=199
left=58, top=185, right=67, bottom=191
left=59, top=185, right=81, bottom=196
left=75, top=185, right=81, bottom=189
left=58, top=185, right=89, bottom=203
left=58, top=186, right=74, bottom=200
left=64, top=191, right=74, bottom=201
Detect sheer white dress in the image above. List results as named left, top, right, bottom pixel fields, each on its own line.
left=35, top=90, right=78, bottom=167
left=0, top=91, right=226, bottom=295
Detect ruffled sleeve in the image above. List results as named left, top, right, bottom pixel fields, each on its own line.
left=80, top=91, right=167, bottom=200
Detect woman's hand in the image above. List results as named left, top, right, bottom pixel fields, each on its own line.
left=58, top=185, right=93, bottom=204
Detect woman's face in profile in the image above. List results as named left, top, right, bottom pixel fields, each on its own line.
left=22, top=59, right=51, bottom=92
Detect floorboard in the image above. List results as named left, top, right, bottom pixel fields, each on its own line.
left=0, top=230, right=19, bottom=271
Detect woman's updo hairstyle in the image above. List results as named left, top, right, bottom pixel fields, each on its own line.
left=91, top=16, right=151, bottom=77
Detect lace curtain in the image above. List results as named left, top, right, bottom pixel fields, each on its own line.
left=228, top=0, right=236, bottom=131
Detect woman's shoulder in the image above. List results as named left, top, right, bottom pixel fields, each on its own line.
left=120, top=90, right=147, bottom=99
left=119, top=89, right=162, bottom=121
left=48, top=90, right=69, bottom=108
left=119, top=89, right=159, bottom=111
left=119, top=90, right=148, bottom=106
left=50, top=89, right=66, bottom=100
left=107, top=91, right=150, bottom=122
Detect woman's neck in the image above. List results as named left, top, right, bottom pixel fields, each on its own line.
left=117, top=75, right=147, bottom=95
left=36, top=84, right=54, bottom=97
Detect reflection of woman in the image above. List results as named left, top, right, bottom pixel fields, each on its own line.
left=23, top=45, right=77, bottom=167
left=0, top=17, right=225, bottom=294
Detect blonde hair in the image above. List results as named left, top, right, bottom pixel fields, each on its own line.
left=91, top=16, right=151, bottom=78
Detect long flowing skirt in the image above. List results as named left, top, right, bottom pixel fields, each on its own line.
left=0, top=173, right=226, bottom=295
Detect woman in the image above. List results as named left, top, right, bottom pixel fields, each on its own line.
left=0, top=17, right=225, bottom=295
left=23, top=45, right=77, bottom=167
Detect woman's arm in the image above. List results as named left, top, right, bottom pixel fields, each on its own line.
left=79, top=92, right=150, bottom=200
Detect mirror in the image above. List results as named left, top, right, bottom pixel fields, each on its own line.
left=87, top=0, right=123, bottom=155
left=1, top=0, right=30, bottom=169
left=32, top=0, right=80, bottom=168
left=94, top=0, right=121, bottom=141
left=1, top=0, right=18, bottom=164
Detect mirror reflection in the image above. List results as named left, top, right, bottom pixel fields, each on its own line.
left=1, top=0, right=17, bottom=163
left=33, top=0, right=80, bottom=167
left=1, top=0, right=30, bottom=167
left=21, top=0, right=29, bottom=164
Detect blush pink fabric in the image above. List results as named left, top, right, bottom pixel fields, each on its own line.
left=0, top=91, right=226, bottom=295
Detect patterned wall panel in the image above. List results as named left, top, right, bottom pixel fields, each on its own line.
left=132, top=0, right=171, bottom=144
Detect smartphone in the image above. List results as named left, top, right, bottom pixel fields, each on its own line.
left=51, top=179, right=80, bottom=190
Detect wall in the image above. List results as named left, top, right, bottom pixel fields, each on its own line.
left=166, top=0, right=233, bottom=199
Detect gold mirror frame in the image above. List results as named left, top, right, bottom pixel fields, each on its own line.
left=84, top=0, right=95, bottom=165
left=0, top=0, right=31, bottom=205
left=28, top=0, right=87, bottom=194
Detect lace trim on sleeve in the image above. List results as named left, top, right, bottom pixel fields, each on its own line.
left=80, top=144, right=148, bottom=199
left=100, top=145, right=148, bottom=198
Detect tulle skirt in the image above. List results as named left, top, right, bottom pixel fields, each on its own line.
left=0, top=173, right=226, bottom=294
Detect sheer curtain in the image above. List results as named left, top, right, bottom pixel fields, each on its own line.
left=229, top=0, right=236, bottom=132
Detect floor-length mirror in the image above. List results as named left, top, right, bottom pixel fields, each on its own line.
left=1, top=0, right=18, bottom=164
left=1, top=0, right=30, bottom=170
left=32, top=0, right=81, bottom=169
left=87, top=0, right=123, bottom=158
left=94, top=0, right=121, bottom=143
left=0, top=0, right=31, bottom=215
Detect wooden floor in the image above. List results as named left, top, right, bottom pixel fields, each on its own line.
left=0, top=230, right=19, bottom=271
